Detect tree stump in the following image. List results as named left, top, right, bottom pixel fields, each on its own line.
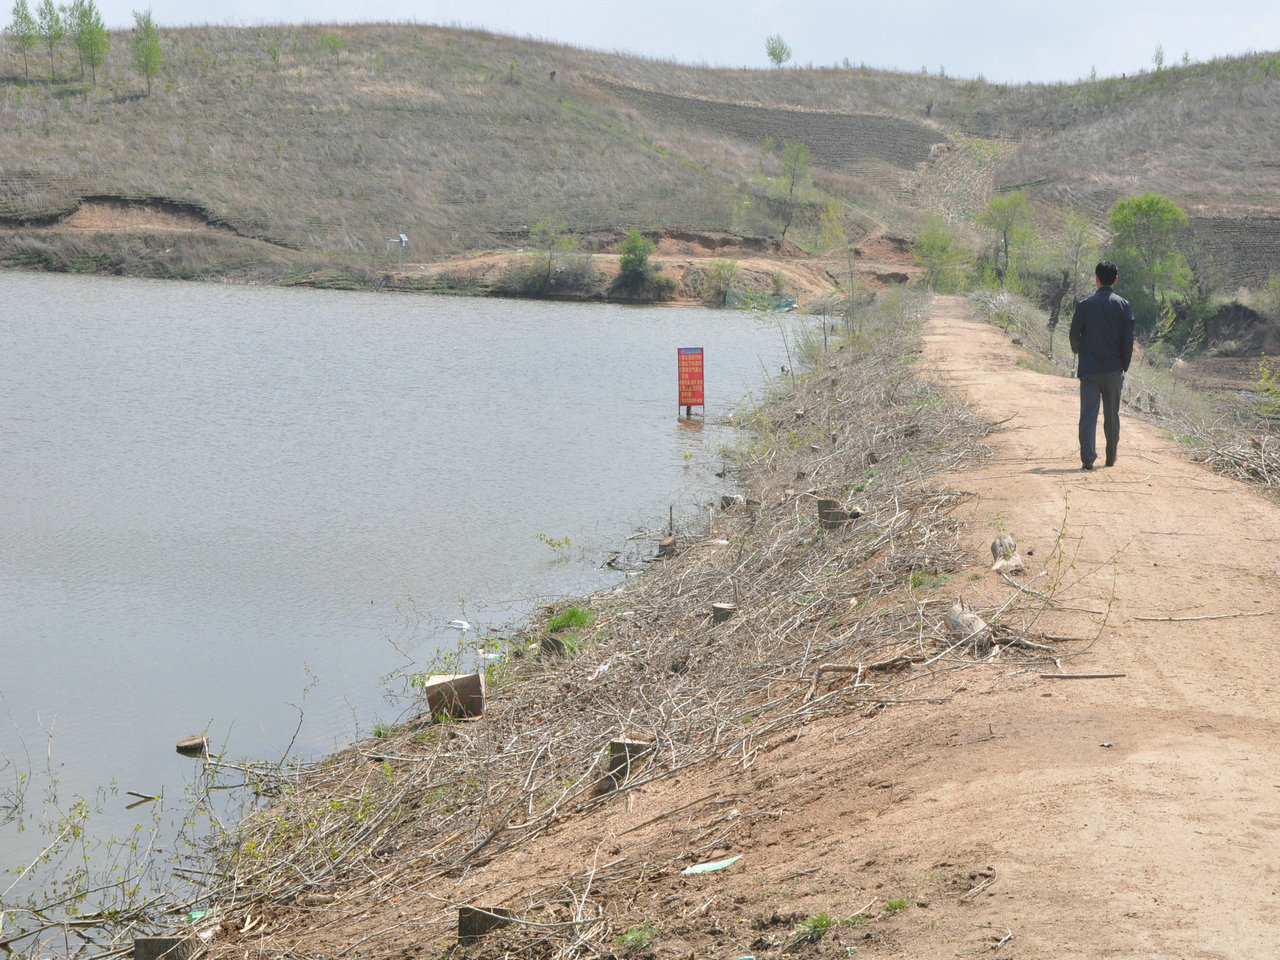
left=419, top=673, right=486, bottom=719
left=945, top=599, right=990, bottom=643
left=657, top=536, right=678, bottom=558
left=990, top=534, right=1025, bottom=573
left=595, top=738, right=655, bottom=794
left=135, top=938, right=199, bottom=960
left=458, top=906, right=514, bottom=939
left=711, top=601, right=737, bottom=623
left=175, top=735, right=208, bottom=757
left=817, top=499, right=864, bottom=529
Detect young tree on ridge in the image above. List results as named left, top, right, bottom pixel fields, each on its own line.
left=69, top=0, right=109, bottom=84
left=765, top=34, right=791, bottom=68
left=132, top=8, right=160, bottom=95
left=34, top=0, right=62, bottom=81
left=7, top=0, right=38, bottom=81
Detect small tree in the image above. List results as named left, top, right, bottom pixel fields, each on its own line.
left=319, top=33, right=344, bottom=65
left=765, top=34, right=790, bottom=68
left=912, top=214, right=964, bottom=291
left=774, top=140, right=811, bottom=238
left=618, top=229, right=654, bottom=286
left=65, top=0, right=83, bottom=74
left=1107, top=191, right=1190, bottom=332
left=7, top=0, right=38, bottom=80
left=132, top=8, right=160, bottom=95
left=69, top=0, right=108, bottom=84
left=818, top=197, right=856, bottom=288
left=1060, top=207, right=1097, bottom=301
left=977, top=189, right=1034, bottom=288
left=34, top=0, right=62, bottom=81
left=530, top=217, right=574, bottom=295
left=1261, top=274, right=1280, bottom=322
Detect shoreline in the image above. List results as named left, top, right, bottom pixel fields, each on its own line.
left=177, top=287, right=1002, bottom=957
left=0, top=203, right=918, bottom=307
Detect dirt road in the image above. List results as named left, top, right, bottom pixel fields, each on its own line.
left=908, top=294, right=1280, bottom=956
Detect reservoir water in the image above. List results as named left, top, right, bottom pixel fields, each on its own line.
left=0, top=271, right=788, bottom=895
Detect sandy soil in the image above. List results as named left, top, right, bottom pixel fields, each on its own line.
left=190, top=292, right=1280, bottom=960
left=412, top=232, right=917, bottom=304
left=436, top=295, right=1280, bottom=959
left=9, top=199, right=915, bottom=303
left=28, top=199, right=1271, bottom=952
left=903, top=296, right=1280, bottom=955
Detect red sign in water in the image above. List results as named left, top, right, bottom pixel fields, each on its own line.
left=678, top=347, right=705, bottom=408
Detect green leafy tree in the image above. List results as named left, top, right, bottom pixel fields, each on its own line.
left=319, top=33, right=344, bottom=65
left=529, top=217, right=574, bottom=295
left=977, top=189, right=1033, bottom=288
left=773, top=140, right=811, bottom=238
left=131, top=8, right=160, bottom=95
left=34, top=0, right=62, bottom=80
left=618, top=229, right=654, bottom=285
left=1059, top=208, right=1097, bottom=301
left=1107, top=192, right=1190, bottom=333
left=7, top=0, right=38, bottom=80
left=69, top=0, right=108, bottom=83
left=912, top=214, right=964, bottom=291
left=1254, top=355, right=1280, bottom=420
left=65, top=0, right=84, bottom=74
left=765, top=34, right=790, bottom=68
left=818, top=196, right=856, bottom=290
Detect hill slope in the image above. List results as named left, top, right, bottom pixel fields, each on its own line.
left=2, top=25, right=1280, bottom=287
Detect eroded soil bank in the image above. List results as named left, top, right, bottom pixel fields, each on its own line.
left=1, top=199, right=916, bottom=304
left=172, top=293, right=1280, bottom=959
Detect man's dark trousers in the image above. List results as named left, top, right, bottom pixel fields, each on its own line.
left=1079, top=370, right=1123, bottom=466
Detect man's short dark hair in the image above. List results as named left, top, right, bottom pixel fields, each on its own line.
left=1095, top=261, right=1119, bottom=286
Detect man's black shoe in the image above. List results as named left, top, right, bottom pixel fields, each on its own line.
left=1081, top=462, right=1094, bottom=471
left=1105, top=458, right=1116, bottom=467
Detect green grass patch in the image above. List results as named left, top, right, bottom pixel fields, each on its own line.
left=548, top=606, right=595, bottom=633
left=910, top=570, right=952, bottom=591
left=613, top=921, right=658, bottom=953
left=796, top=912, right=833, bottom=942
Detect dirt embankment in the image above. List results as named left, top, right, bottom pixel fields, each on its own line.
left=3, top=199, right=916, bottom=304
left=413, top=229, right=918, bottom=305
left=185, top=295, right=1280, bottom=960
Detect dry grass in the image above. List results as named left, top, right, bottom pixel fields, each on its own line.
left=94, top=290, right=1096, bottom=960
left=4, top=24, right=1280, bottom=284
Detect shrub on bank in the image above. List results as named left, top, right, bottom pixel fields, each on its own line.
left=491, top=252, right=603, bottom=298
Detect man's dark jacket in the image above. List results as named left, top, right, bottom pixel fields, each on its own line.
left=1069, top=285, right=1135, bottom=377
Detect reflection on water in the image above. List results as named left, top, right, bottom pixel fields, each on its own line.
left=0, top=271, right=789, bottom=891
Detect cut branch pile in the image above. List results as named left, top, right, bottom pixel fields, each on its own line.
left=166, top=293, right=1073, bottom=959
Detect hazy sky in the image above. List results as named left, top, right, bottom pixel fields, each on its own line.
left=88, top=0, right=1279, bottom=85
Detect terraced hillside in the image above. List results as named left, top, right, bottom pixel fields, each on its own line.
left=2, top=23, right=1280, bottom=291
left=590, top=79, right=947, bottom=171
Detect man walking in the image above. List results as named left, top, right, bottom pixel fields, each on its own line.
left=1070, top=261, right=1135, bottom=470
